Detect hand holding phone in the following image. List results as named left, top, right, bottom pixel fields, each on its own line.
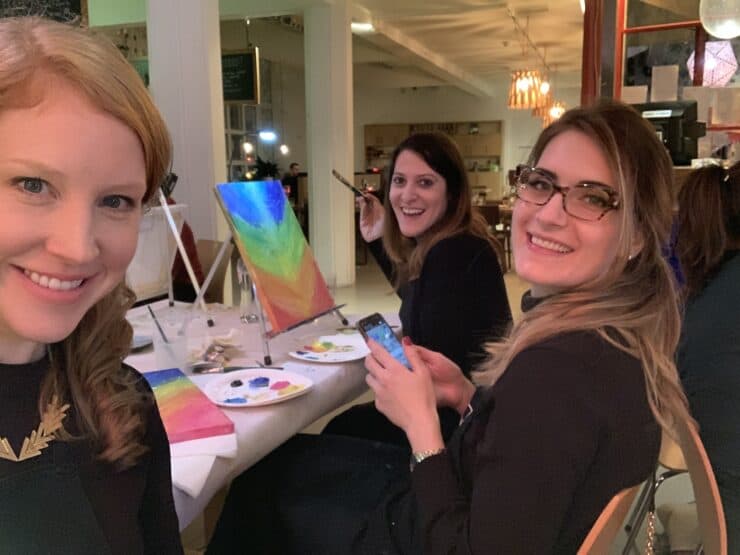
left=332, top=169, right=366, bottom=197
left=357, top=313, right=411, bottom=369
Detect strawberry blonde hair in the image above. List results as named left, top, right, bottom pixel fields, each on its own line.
left=0, top=17, right=172, bottom=467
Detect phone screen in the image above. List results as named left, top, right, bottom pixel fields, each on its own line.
left=358, top=314, right=410, bottom=368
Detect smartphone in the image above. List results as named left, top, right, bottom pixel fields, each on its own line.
left=332, top=169, right=366, bottom=197
left=357, top=312, right=411, bottom=369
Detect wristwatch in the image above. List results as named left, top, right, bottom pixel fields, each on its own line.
left=409, top=447, right=446, bottom=472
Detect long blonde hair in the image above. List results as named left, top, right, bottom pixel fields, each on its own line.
left=475, top=101, right=691, bottom=434
left=381, top=132, right=499, bottom=286
left=0, top=17, right=172, bottom=467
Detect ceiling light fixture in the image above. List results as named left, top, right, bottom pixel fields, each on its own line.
left=258, top=130, right=278, bottom=143
left=351, top=22, right=375, bottom=33
left=699, top=0, right=740, bottom=39
left=687, top=40, right=738, bottom=86
left=506, top=9, right=553, bottom=111
left=509, top=69, right=545, bottom=109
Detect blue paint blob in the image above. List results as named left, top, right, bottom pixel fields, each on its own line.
left=248, top=376, right=270, bottom=388
left=225, top=397, right=247, bottom=404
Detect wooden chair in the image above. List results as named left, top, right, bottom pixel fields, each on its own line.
left=674, top=417, right=727, bottom=555
left=578, top=484, right=641, bottom=555
left=195, top=239, right=234, bottom=304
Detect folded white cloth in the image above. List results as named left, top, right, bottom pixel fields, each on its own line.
left=171, top=455, right=217, bottom=498
left=169, top=433, right=237, bottom=497
left=170, top=432, right=237, bottom=458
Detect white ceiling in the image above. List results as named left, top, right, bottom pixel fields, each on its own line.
left=234, top=0, right=587, bottom=96
left=352, top=0, right=586, bottom=94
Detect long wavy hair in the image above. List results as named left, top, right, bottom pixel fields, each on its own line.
left=381, top=132, right=499, bottom=286
left=0, top=17, right=172, bottom=468
left=475, top=101, right=691, bottom=434
left=676, top=161, right=740, bottom=298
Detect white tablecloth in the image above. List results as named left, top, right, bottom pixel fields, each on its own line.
left=125, top=300, right=379, bottom=529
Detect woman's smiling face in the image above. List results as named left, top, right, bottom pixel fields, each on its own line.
left=0, top=79, right=146, bottom=362
left=389, top=149, right=448, bottom=239
left=511, top=129, right=623, bottom=297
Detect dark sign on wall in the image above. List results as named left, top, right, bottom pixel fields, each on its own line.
left=221, top=48, right=260, bottom=104
left=0, top=0, right=86, bottom=23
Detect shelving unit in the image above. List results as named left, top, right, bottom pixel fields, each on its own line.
left=364, top=120, right=504, bottom=199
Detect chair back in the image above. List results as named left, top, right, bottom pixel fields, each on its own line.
left=195, top=239, right=234, bottom=304
left=577, top=485, right=641, bottom=555
left=674, top=417, right=727, bottom=555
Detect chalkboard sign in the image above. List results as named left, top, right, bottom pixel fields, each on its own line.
left=221, top=48, right=260, bottom=104
left=0, top=0, right=86, bottom=23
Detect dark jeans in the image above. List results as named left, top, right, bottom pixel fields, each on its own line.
left=207, top=434, right=409, bottom=555
left=322, top=402, right=460, bottom=446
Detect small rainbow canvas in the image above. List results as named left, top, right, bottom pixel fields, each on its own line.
left=144, top=368, right=234, bottom=444
left=214, top=180, right=336, bottom=334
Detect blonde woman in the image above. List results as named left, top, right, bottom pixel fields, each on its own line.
left=210, top=102, right=690, bottom=554
left=0, top=17, right=181, bottom=553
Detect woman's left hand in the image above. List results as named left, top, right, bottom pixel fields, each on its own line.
left=365, top=339, right=442, bottom=450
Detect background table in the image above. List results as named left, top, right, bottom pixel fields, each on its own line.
left=126, top=300, right=380, bottom=529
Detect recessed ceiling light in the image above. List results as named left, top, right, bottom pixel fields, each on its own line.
left=351, top=22, right=375, bottom=33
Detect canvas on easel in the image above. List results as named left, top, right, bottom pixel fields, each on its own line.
left=214, top=180, right=336, bottom=335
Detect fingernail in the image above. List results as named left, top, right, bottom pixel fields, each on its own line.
left=402, top=336, right=413, bottom=346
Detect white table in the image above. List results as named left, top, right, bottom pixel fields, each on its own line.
left=125, top=300, right=377, bottom=529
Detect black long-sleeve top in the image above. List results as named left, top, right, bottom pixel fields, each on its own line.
left=369, top=233, right=512, bottom=371
left=0, top=357, right=183, bottom=554
left=358, top=330, right=660, bottom=554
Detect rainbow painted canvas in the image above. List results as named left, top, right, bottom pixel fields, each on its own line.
left=144, top=368, right=234, bottom=444
left=215, top=180, right=335, bottom=334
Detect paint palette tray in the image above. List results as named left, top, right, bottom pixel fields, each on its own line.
left=204, top=368, right=313, bottom=407
left=288, top=331, right=370, bottom=363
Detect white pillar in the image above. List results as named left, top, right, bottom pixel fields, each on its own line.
left=304, top=1, right=355, bottom=287
left=146, top=0, right=227, bottom=241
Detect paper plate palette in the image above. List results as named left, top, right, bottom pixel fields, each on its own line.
left=204, top=368, right=313, bottom=408
left=288, top=332, right=370, bottom=363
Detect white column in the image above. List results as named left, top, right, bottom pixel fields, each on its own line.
left=304, top=1, right=355, bottom=287
left=146, top=0, right=227, bottom=241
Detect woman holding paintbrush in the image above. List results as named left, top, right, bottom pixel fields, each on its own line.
left=324, top=132, right=512, bottom=444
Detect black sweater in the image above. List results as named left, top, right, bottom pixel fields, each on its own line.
left=358, top=330, right=660, bottom=554
left=369, top=233, right=512, bottom=371
left=0, top=357, right=182, bottom=554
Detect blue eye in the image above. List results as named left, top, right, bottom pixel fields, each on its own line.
left=101, top=195, right=135, bottom=210
left=19, top=177, right=47, bottom=194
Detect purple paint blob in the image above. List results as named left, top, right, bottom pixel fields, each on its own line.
left=249, top=376, right=270, bottom=388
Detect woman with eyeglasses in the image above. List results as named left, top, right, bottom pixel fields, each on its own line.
left=675, top=161, right=740, bottom=551
left=208, top=101, right=691, bottom=554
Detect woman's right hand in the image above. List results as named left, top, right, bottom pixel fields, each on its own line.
left=404, top=338, right=476, bottom=416
left=357, top=194, right=384, bottom=242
